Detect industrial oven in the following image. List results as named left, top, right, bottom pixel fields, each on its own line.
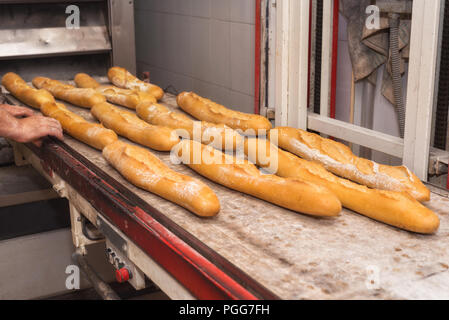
left=1, top=0, right=449, bottom=300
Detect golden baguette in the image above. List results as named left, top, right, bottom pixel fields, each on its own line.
left=91, top=102, right=180, bottom=152
left=136, top=101, right=243, bottom=151
left=103, top=141, right=220, bottom=217
left=270, top=127, right=430, bottom=202
left=245, top=139, right=440, bottom=234
left=107, top=67, right=164, bottom=101
left=74, top=73, right=157, bottom=109
left=32, top=77, right=106, bottom=109
left=41, top=102, right=118, bottom=150
left=177, top=91, right=272, bottom=134
left=175, top=140, right=342, bottom=217
left=1, top=72, right=55, bottom=109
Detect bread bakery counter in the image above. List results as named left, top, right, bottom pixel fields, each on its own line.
left=4, top=91, right=449, bottom=300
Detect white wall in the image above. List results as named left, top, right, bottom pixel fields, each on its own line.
left=134, top=0, right=256, bottom=114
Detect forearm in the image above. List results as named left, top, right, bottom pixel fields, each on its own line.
left=0, top=108, right=20, bottom=140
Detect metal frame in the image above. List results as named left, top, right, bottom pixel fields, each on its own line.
left=269, top=0, right=444, bottom=181
left=108, top=0, right=136, bottom=74
left=10, top=138, right=278, bottom=300
left=273, top=0, right=310, bottom=128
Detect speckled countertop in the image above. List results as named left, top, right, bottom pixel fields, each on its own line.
left=6, top=88, right=449, bottom=300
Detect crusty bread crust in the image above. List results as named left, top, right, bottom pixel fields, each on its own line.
left=270, top=127, right=431, bottom=202
left=91, top=102, right=180, bottom=151
left=2, top=72, right=55, bottom=109
left=177, top=92, right=272, bottom=134
left=40, top=102, right=118, bottom=150
left=103, top=141, right=220, bottom=217
left=32, top=77, right=106, bottom=109
left=136, top=101, right=243, bottom=151
left=245, top=139, right=439, bottom=234
left=2, top=72, right=117, bottom=150
left=75, top=73, right=156, bottom=109
left=176, top=140, right=342, bottom=217
left=108, top=67, right=164, bottom=101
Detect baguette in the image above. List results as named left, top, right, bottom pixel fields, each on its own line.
left=91, top=102, right=180, bottom=152
left=3, top=73, right=118, bottom=150
left=245, top=139, right=440, bottom=234
left=32, top=77, right=106, bottom=109
left=108, top=67, right=164, bottom=101
left=177, top=91, right=272, bottom=134
left=175, top=140, right=342, bottom=217
left=74, top=73, right=157, bottom=109
left=41, top=102, right=118, bottom=150
left=1, top=72, right=55, bottom=109
left=103, top=141, right=220, bottom=217
left=270, top=127, right=431, bottom=202
left=136, top=101, right=244, bottom=151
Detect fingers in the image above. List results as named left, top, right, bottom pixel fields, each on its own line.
left=47, top=126, right=64, bottom=141
left=19, top=107, right=35, bottom=117
left=45, top=121, right=64, bottom=141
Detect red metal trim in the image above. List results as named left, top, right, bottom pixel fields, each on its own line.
left=28, top=139, right=279, bottom=300
left=330, top=0, right=340, bottom=119
left=254, top=0, right=262, bottom=115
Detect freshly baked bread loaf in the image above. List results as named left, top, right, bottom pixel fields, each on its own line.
left=103, top=141, right=220, bottom=217
left=91, top=102, right=180, bottom=152
left=40, top=102, right=118, bottom=150
left=245, top=138, right=440, bottom=234
left=270, top=127, right=431, bottom=202
left=1, top=72, right=55, bottom=109
left=175, top=140, right=342, bottom=217
left=2, top=73, right=117, bottom=150
left=32, top=77, right=106, bottom=109
left=136, top=101, right=243, bottom=151
left=74, top=73, right=157, bottom=109
left=108, top=67, right=164, bottom=101
left=177, top=91, right=272, bottom=134
left=73, top=73, right=102, bottom=89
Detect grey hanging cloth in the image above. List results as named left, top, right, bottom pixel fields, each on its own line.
left=340, top=0, right=411, bottom=105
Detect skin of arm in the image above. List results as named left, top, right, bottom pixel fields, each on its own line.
left=0, top=105, right=64, bottom=146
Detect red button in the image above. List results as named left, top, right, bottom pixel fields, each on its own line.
left=115, top=268, right=130, bottom=283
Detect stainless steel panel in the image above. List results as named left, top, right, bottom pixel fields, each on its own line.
left=0, top=1, right=112, bottom=60
left=109, top=0, right=136, bottom=74
left=0, top=26, right=111, bottom=60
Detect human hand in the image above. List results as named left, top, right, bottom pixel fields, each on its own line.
left=8, top=115, right=64, bottom=147
left=0, top=103, right=35, bottom=118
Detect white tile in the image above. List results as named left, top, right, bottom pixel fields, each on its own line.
left=190, top=17, right=211, bottom=82
left=191, top=0, right=211, bottom=18
left=148, top=13, right=166, bottom=68
left=230, top=0, right=255, bottom=24
left=134, top=11, right=147, bottom=62
left=229, top=90, right=254, bottom=113
left=230, top=22, right=255, bottom=96
left=163, top=0, right=178, bottom=13
left=211, top=0, right=230, bottom=21
left=170, top=15, right=192, bottom=75
left=210, top=20, right=231, bottom=87
left=134, top=0, right=153, bottom=11
left=136, top=12, right=164, bottom=67
left=174, top=0, right=192, bottom=15
left=138, top=62, right=194, bottom=92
